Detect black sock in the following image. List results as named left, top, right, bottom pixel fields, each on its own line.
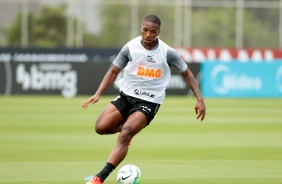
left=96, top=162, right=116, bottom=182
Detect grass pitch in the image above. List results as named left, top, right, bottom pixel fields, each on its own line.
left=0, top=95, right=282, bottom=184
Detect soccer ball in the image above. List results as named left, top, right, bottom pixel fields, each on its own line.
left=117, top=164, right=142, bottom=184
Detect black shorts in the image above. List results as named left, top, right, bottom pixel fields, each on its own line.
left=111, top=91, right=161, bottom=125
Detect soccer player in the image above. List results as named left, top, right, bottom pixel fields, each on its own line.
left=81, top=15, right=206, bottom=184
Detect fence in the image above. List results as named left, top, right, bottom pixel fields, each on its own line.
left=0, top=0, right=281, bottom=48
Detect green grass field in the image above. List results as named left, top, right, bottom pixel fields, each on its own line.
left=0, top=95, right=282, bottom=184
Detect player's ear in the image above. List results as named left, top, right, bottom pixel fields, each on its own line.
left=140, top=22, right=144, bottom=30
left=157, top=29, right=160, bottom=36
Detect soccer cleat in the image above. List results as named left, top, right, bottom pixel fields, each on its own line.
left=85, top=176, right=103, bottom=184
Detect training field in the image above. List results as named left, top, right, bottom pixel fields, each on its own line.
left=0, top=95, right=282, bottom=184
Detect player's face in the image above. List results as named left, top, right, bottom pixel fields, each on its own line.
left=140, top=21, right=160, bottom=47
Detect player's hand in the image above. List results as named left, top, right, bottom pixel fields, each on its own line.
left=194, top=99, right=206, bottom=121
left=80, top=95, right=100, bottom=110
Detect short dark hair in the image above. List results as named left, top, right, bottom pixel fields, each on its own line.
left=143, top=15, right=161, bottom=27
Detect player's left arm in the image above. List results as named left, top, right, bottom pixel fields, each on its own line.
left=181, top=68, right=206, bottom=121
left=167, top=47, right=206, bottom=121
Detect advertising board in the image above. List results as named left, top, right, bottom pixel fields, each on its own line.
left=0, top=48, right=199, bottom=97
left=177, top=48, right=282, bottom=62
left=201, top=61, right=282, bottom=97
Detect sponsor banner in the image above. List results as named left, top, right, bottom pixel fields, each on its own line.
left=0, top=62, right=112, bottom=97
left=177, top=48, right=282, bottom=63
left=0, top=48, right=200, bottom=97
left=2, top=48, right=282, bottom=63
left=0, top=48, right=120, bottom=97
left=201, top=61, right=282, bottom=97
left=0, top=47, right=119, bottom=63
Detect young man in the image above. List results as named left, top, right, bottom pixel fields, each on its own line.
left=81, top=15, right=206, bottom=184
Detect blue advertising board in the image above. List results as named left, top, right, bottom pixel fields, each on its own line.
left=201, top=61, right=282, bottom=97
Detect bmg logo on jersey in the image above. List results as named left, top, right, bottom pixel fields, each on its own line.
left=137, top=66, right=162, bottom=78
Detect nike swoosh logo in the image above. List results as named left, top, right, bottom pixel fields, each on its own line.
left=121, top=174, right=133, bottom=180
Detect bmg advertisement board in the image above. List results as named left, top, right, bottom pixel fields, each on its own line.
left=0, top=48, right=198, bottom=97
left=201, top=61, right=282, bottom=97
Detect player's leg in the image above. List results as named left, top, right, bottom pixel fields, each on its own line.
left=86, top=95, right=128, bottom=184
left=95, top=103, right=125, bottom=135
left=93, top=111, right=147, bottom=183
left=87, top=95, right=160, bottom=184
left=107, top=111, right=147, bottom=166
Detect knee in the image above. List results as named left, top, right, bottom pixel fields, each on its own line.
left=118, top=127, right=132, bottom=143
left=95, top=122, right=105, bottom=135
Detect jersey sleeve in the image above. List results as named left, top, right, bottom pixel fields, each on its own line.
left=167, top=47, right=188, bottom=73
left=113, top=45, right=130, bottom=69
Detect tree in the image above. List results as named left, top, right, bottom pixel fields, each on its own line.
left=87, top=4, right=176, bottom=48
left=32, top=5, right=67, bottom=47
left=4, top=3, right=280, bottom=48
left=5, top=5, right=69, bottom=47
left=243, top=8, right=279, bottom=48
left=191, top=8, right=237, bottom=47
left=4, top=12, right=35, bottom=47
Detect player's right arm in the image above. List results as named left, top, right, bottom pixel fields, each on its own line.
left=81, top=45, right=130, bottom=110
left=80, top=65, right=122, bottom=109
